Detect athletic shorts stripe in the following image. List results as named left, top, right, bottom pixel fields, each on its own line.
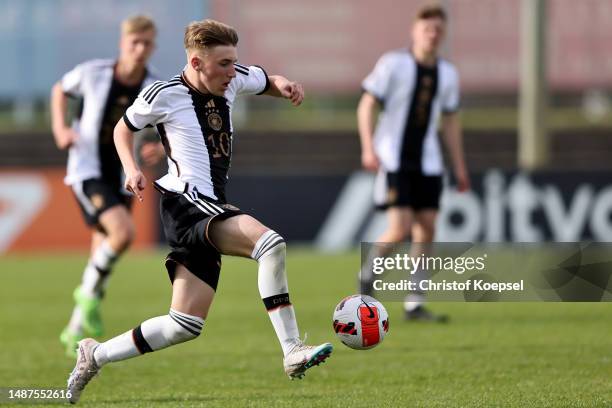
left=183, top=193, right=218, bottom=215
left=195, top=198, right=224, bottom=214
left=183, top=193, right=223, bottom=216
left=72, top=182, right=96, bottom=215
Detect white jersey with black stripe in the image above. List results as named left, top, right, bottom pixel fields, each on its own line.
left=362, top=49, right=460, bottom=175
left=124, top=64, right=269, bottom=202
left=60, top=59, right=158, bottom=185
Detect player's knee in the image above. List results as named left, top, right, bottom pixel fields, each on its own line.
left=252, top=230, right=286, bottom=262
left=164, top=310, right=203, bottom=345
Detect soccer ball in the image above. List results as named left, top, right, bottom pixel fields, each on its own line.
left=332, top=295, right=389, bottom=350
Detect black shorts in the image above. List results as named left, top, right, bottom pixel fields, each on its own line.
left=71, top=178, right=132, bottom=232
left=159, top=190, right=243, bottom=291
left=374, top=171, right=442, bottom=211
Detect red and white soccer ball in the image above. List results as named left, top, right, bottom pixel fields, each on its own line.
left=333, top=295, right=389, bottom=350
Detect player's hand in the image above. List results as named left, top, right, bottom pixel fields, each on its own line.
left=361, top=149, right=380, bottom=172
left=455, top=167, right=471, bottom=192
left=125, top=170, right=147, bottom=202
left=53, top=127, right=79, bottom=150
left=279, top=80, right=304, bottom=106
left=140, top=142, right=165, bottom=167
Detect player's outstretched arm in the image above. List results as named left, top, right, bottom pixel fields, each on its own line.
left=264, top=75, right=304, bottom=106
left=441, top=112, right=470, bottom=192
left=114, top=119, right=147, bottom=202
left=357, top=92, right=380, bottom=172
left=50, top=82, right=79, bottom=150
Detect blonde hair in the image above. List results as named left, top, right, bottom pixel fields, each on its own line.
left=184, top=19, right=238, bottom=52
left=121, top=15, right=157, bottom=35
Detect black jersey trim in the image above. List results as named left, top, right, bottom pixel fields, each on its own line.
left=361, top=88, right=385, bottom=107
left=123, top=113, right=141, bottom=132
left=143, top=81, right=164, bottom=100
left=234, top=64, right=249, bottom=76
left=145, top=81, right=181, bottom=104
left=180, top=73, right=208, bottom=96
left=442, top=104, right=460, bottom=114
left=253, top=65, right=270, bottom=95
left=398, top=63, right=439, bottom=173
left=142, top=79, right=181, bottom=102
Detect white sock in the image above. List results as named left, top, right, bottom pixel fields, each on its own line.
left=252, top=230, right=300, bottom=356
left=404, top=292, right=425, bottom=312
left=81, top=240, right=119, bottom=297
left=405, top=263, right=428, bottom=311
left=93, top=309, right=203, bottom=367
left=66, top=306, right=83, bottom=334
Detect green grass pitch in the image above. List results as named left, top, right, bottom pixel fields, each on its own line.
left=1, top=249, right=611, bottom=407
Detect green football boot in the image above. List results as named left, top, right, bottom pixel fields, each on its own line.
left=73, top=287, right=104, bottom=337
left=60, top=327, right=84, bottom=358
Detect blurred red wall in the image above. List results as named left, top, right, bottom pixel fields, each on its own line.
left=0, top=168, right=157, bottom=253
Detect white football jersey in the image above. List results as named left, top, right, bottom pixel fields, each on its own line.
left=60, top=59, right=158, bottom=185
left=124, top=64, right=269, bottom=202
left=362, top=49, right=460, bottom=175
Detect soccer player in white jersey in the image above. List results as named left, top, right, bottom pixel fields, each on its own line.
left=357, top=5, right=470, bottom=321
left=51, top=16, right=163, bottom=356
left=66, top=19, right=332, bottom=403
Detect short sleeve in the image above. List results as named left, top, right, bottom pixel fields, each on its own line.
left=442, top=66, right=460, bottom=114
left=232, top=64, right=270, bottom=96
left=61, top=64, right=85, bottom=97
left=361, top=53, right=395, bottom=103
left=123, top=82, right=166, bottom=131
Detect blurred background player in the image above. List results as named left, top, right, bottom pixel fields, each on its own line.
left=357, top=4, right=470, bottom=321
left=66, top=19, right=332, bottom=403
left=50, top=15, right=162, bottom=356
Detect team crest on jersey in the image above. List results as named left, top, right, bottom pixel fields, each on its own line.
left=208, top=112, right=223, bottom=131
left=91, top=194, right=105, bottom=209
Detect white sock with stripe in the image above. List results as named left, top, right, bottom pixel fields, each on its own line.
left=252, top=230, right=300, bottom=356
left=93, top=309, right=203, bottom=367
left=81, top=240, right=119, bottom=298
left=66, top=241, right=120, bottom=334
